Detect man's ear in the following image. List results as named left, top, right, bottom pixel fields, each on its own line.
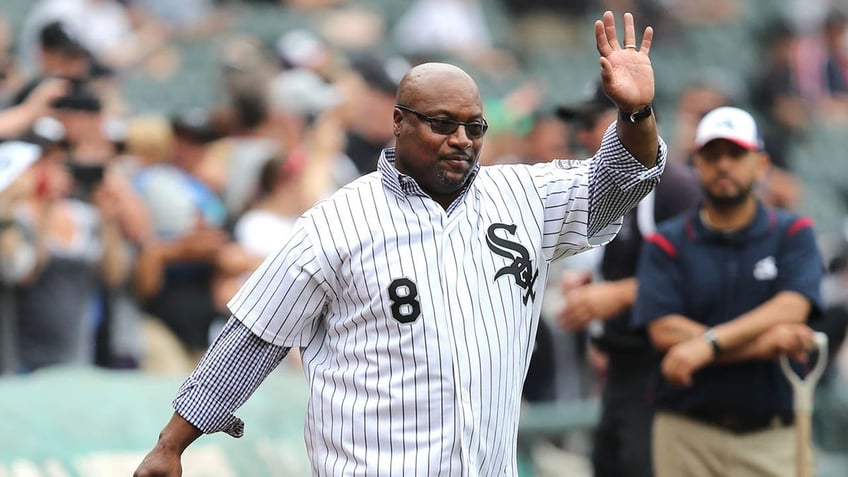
left=392, top=108, right=403, bottom=137
left=756, top=151, right=771, bottom=181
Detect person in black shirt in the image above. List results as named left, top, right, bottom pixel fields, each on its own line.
left=556, top=84, right=701, bottom=477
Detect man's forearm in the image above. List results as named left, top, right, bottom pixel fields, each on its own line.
left=648, top=291, right=811, bottom=355
left=154, top=412, right=204, bottom=455
left=713, top=340, right=771, bottom=363
left=595, top=278, right=638, bottom=321
left=648, top=314, right=707, bottom=351
left=710, top=291, right=810, bottom=353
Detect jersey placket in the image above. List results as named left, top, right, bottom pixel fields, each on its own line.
left=437, top=203, right=479, bottom=476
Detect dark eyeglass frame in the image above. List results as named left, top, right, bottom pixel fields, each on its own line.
left=395, top=104, right=488, bottom=139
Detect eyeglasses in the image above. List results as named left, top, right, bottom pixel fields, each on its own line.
left=395, top=105, right=488, bottom=139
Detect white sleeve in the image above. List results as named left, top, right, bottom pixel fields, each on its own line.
left=227, top=220, right=331, bottom=347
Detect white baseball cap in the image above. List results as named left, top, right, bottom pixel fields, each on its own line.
left=694, top=106, right=763, bottom=151
left=268, top=68, right=342, bottom=116
left=0, top=141, right=41, bottom=193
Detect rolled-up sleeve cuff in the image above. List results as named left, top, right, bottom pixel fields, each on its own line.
left=598, top=122, right=667, bottom=190
left=173, top=377, right=245, bottom=438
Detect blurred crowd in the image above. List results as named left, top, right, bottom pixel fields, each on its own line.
left=2, top=0, right=848, bottom=470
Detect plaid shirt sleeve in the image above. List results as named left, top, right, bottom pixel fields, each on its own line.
left=587, top=122, right=666, bottom=238
left=172, top=316, right=290, bottom=437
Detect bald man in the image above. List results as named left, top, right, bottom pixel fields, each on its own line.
left=135, top=11, right=666, bottom=477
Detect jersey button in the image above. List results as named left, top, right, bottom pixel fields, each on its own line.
left=460, top=390, right=471, bottom=403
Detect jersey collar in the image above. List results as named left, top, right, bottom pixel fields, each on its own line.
left=378, top=147, right=480, bottom=214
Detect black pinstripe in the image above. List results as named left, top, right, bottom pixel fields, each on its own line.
left=173, top=122, right=666, bottom=476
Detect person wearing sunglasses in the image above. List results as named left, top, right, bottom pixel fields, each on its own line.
left=135, top=11, right=666, bottom=477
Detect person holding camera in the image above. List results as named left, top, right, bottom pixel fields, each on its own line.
left=6, top=124, right=131, bottom=372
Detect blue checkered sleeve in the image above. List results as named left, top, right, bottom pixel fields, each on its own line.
left=172, top=316, right=289, bottom=437
left=587, top=122, right=666, bottom=237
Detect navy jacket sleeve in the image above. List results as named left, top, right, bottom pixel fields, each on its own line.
left=776, top=217, right=825, bottom=316
left=631, top=231, right=687, bottom=328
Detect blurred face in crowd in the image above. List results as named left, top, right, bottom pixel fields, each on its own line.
left=351, top=83, right=396, bottom=143
left=393, top=63, right=486, bottom=207
left=54, top=107, right=117, bottom=164
left=575, top=108, right=617, bottom=156
left=524, top=116, right=572, bottom=163
left=693, top=138, right=768, bottom=209
left=172, top=134, right=210, bottom=172
left=678, top=84, right=729, bottom=121
left=40, top=50, right=89, bottom=79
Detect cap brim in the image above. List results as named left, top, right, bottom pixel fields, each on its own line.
left=555, top=101, right=614, bottom=120
left=695, top=136, right=761, bottom=152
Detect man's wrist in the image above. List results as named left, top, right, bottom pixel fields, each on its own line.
left=702, top=328, right=723, bottom=358
left=619, top=103, right=653, bottom=123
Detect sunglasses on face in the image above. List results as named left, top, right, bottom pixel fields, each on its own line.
left=395, top=105, right=488, bottom=139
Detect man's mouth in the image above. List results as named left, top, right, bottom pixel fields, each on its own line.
left=442, top=154, right=470, bottom=163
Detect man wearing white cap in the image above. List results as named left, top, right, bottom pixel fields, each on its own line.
left=631, top=106, right=825, bottom=476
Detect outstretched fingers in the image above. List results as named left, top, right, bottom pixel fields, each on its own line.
left=603, top=11, right=619, bottom=51
left=595, top=11, right=654, bottom=56
left=623, top=12, right=637, bottom=49
left=594, top=19, right=612, bottom=56
left=640, top=26, right=654, bottom=55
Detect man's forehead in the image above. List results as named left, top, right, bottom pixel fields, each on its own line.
left=401, top=64, right=479, bottom=99
left=406, top=62, right=471, bottom=81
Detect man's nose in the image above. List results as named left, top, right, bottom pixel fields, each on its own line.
left=448, top=125, right=472, bottom=148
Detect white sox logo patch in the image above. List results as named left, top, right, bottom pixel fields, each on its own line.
left=485, top=223, right=539, bottom=305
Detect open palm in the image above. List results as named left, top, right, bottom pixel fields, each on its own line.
left=594, top=11, right=655, bottom=112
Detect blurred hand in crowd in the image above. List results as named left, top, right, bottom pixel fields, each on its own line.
left=556, top=270, right=592, bottom=330
left=177, top=219, right=230, bottom=263
left=0, top=78, right=69, bottom=138
left=558, top=279, right=633, bottom=331
left=25, top=77, right=70, bottom=110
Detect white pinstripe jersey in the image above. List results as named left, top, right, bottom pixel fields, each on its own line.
left=182, top=124, right=666, bottom=476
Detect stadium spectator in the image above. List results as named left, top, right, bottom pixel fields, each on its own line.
left=0, top=141, right=42, bottom=286
left=132, top=109, right=229, bottom=365
left=10, top=21, right=91, bottom=107
left=211, top=72, right=349, bottom=312
left=18, top=0, right=174, bottom=78
left=750, top=19, right=809, bottom=163
left=10, top=122, right=132, bottom=372
left=391, top=0, right=518, bottom=75
left=666, top=78, right=732, bottom=166
left=0, top=141, right=42, bottom=374
left=339, top=52, right=405, bottom=175
left=491, top=108, right=573, bottom=166
left=555, top=80, right=702, bottom=477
